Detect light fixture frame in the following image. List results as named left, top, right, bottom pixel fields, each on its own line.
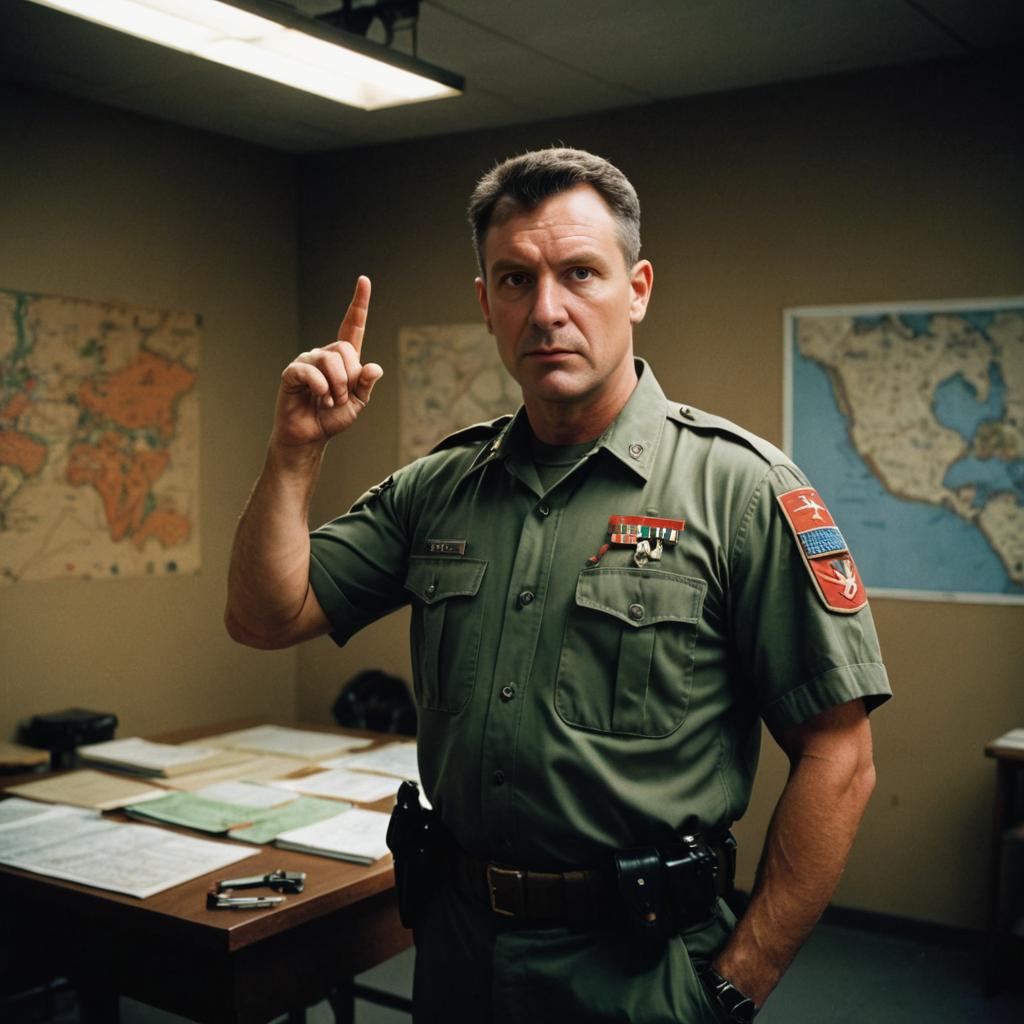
left=231, top=0, right=465, bottom=97
left=26, top=0, right=465, bottom=110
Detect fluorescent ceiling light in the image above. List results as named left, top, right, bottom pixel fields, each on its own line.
left=27, top=0, right=464, bottom=110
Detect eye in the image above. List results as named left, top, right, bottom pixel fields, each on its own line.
left=501, top=271, right=531, bottom=288
left=569, top=267, right=593, bottom=281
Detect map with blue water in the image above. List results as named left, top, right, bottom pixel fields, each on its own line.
left=785, top=300, right=1023, bottom=603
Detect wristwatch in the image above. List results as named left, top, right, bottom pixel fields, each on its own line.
left=698, top=966, right=759, bottom=1023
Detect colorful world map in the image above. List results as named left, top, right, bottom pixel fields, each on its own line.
left=0, top=289, right=200, bottom=583
left=787, top=300, right=1023, bottom=603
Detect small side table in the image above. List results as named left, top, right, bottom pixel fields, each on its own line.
left=984, top=732, right=1024, bottom=994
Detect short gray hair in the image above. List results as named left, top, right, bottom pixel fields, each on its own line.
left=467, top=147, right=642, bottom=275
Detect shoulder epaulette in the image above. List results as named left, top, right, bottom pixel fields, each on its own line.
left=666, top=401, right=792, bottom=467
left=429, top=414, right=514, bottom=455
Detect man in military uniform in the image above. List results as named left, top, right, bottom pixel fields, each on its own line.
left=226, top=148, right=890, bottom=1022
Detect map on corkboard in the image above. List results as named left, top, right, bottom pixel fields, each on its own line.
left=0, top=288, right=200, bottom=583
left=397, top=323, right=519, bottom=465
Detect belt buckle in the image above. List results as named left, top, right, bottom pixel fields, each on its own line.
left=486, top=864, right=526, bottom=917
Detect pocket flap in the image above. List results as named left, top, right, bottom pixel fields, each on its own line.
left=405, top=556, right=487, bottom=605
left=575, top=568, right=705, bottom=627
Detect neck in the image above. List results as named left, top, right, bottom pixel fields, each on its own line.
left=524, top=369, right=638, bottom=445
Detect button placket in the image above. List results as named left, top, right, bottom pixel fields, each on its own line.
left=479, top=492, right=560, bottom=855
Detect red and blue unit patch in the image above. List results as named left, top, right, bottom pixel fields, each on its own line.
left=777, top=487, right=867, bottom=614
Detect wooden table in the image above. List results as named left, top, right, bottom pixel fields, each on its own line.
left=984, top=734, right=1024, bottom=994
left=0, top=720, right=412, bottom=1023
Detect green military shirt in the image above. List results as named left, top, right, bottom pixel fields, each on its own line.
left=309, top=360, right=890, bottom=870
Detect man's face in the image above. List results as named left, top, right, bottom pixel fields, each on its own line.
left=475, top=185, right=652, bottom=420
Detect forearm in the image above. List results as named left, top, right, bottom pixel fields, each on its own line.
left=225, top=440, right=329, bottom=648
left=713, top=712, right=876, bottom=1007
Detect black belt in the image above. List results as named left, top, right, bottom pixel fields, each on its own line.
left=450, top=839, right=734, bottom=927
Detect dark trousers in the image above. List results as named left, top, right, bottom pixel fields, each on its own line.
left=411, top=870, right=734, bottom=1024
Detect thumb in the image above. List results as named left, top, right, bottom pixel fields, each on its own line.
left=352, top=362, right=383, bottom=405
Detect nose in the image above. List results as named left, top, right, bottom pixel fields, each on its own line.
left=529, top=275, right=567, bottom=333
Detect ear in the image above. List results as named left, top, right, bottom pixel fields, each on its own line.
left=628, top=260, right=653, bottom=325
left=475, top=277, right=493, bottom=334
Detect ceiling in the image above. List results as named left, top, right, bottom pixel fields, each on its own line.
left=0, top=0, right=1021, bottom=154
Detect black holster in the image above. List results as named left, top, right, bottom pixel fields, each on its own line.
left=385, top=780, right=444, bottom=928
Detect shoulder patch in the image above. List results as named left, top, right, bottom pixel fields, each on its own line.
left=429, top=415, right=514, bottom=455
left=666, top=402, right=791, bottom=467
left=777, top=487, right=868, bottom=614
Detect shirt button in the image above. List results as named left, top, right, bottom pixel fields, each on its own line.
left=518, top=590, right=535, bottom=607
left=628, top=443, right=644, bottom=459
left=679, top=405, right=695, bottom=420
left=492, top=770, right=505, bottom=785
left=628, top=603, right=645, bottom=621
left=425, top=583, right=437, bottom=598
left=501, top=685, right=516, bottom=701
left=538, top=503, right=550, bottom=517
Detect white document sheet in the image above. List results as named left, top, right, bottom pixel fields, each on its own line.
left=78, top=737, right=223, bottom=771
left=275, top=808, right=391, bottom=865
left=194, top=781, right=298, bottom=808
left=0, top=798, right=97, bottom=831
left=0, top=800, right=257, bottom=898
left=201, top=725, right=373, bottom=760
left=273, top=768, right=400, bottom=804
left=326, top=742, right=419, bottom=781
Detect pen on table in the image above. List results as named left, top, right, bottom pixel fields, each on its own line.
left=207, top=890, right=285, bottom=910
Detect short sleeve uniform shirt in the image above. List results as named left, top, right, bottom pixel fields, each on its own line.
left=309, top=361, right=891, bottom=869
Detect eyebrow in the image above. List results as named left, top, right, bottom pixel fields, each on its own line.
left=489, top=250, right=608, bottom=275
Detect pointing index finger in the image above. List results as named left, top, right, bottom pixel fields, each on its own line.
left=337, top=275, right=371, bottom=355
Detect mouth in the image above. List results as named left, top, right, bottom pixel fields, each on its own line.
left=522, top=347, right=578, bottom=361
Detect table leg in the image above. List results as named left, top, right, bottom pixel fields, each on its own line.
left=985, top=759, right=1014, bottom=994
left=75, top=979, right=120, bottom=1023
left=329, top=976, right=355, bottom=1024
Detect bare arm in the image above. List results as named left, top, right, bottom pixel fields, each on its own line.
left=225, top=276, right=383, bottom=649
left=711, top=698, right=877, bottom=1009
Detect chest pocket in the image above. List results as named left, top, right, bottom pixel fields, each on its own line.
left=555, top=568, right=706, bottom=737
left=405, top=556, right=488, bottom=714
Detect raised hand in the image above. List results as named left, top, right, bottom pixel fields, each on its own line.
left=272, top=276, right=383, bottom=448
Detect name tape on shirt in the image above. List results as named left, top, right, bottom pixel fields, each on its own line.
left=777, top=488, right=867, bottom=614
left=425, top=539, right=467, bottom=556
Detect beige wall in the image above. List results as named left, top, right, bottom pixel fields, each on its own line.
left=1, top=57, right=1020, bottom=933
left=295, top=58, right=1023, bottom=930
left=0, top=84, right=301, bottom=739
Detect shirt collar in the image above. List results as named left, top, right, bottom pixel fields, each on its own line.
left=592, top=359, right=666, bottom=481
left=464, top=358, right=667, bottom=483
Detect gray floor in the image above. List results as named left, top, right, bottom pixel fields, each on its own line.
left=12, top=921, right=1024, bottom=1022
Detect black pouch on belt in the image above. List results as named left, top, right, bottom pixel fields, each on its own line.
left=614, top=834, right=724, bottom=941
left=613, top=847, right=673, bottom=940
left=385, top=780, right=442, bottom=928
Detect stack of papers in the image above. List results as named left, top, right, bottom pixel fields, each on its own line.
left=275, top=807, right=391, bottom=865
left=0, top=741, right=49, bottom=770
left=992, top=728, right=1024, bottom=751
left=124, top=791, right=349, bottom=845
left=193, top=781, right=298, bottom=808
left=78, top=738, right=248, bottom=778
left=325, top=742, right=419, bottom=781
left=272, top=768, right=400, bottom=804
left=200, top=725, right=373, bottom=760
left=0, top=798, right=256, bottom=898
left=157, top=753, right=310, bottom=791
left=4, top=769, right=168, bottom=810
